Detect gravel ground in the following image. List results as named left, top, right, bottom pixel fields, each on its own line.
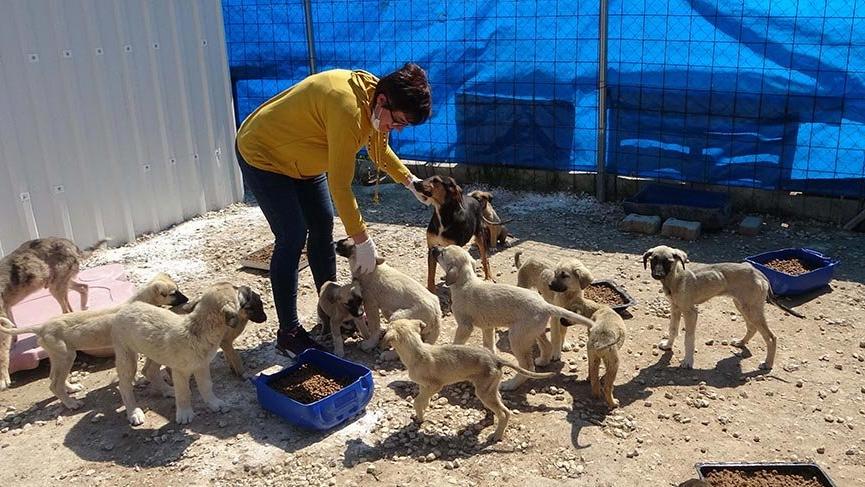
left=1, top=182, right=863, bottom=486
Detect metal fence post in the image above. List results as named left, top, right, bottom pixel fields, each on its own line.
left=596, top=0, right=608, bottom=202
left=302, top=0, right=317, bottom=74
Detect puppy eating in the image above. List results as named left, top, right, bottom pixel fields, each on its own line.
left=383, top=318, right=554, bottom=442
left=111, top=283, right=266, bottom=425
left=0, top=272, right=187, bottom=409
left=643, top=245, right=783, bottom=370
left=335, top=238, right=441, bottom=358
left=317, top=280, right=366, bottom=357
left=0, top=237, right=108, bottom=389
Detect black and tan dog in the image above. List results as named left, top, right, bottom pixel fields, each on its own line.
left=413, top=175, right=497, bottom=292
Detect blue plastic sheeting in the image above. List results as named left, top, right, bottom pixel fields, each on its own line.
left=222, top=0, right=865, bottom=196
left=606, top=0, right=865, bottom=197
left=223, top=0, right=600, bottom=171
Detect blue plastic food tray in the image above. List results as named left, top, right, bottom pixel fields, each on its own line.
left=745, top=248, right=838, bottom=296
left=252, top=349, right=374, bottom=431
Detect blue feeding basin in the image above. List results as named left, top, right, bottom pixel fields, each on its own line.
left=252, top=349, right=374, bottom=431
left=623, top=183, right=732, bottom=230
left=745, top=248, right=838, bottom=297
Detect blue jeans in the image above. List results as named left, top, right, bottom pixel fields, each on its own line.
left=236, top=148, right=336, bottom=333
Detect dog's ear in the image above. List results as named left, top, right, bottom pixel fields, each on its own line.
left=578, top=268, right=594, bottom=290
left=334, top=238, right=353, bottom=257
left=642, top=250, right=653, bottom=269
left=673, top=249, right=689, bottom=268
left=375, top=256, right=386, bottom=265
left=222, top=304, right=240, bottom=328
left=171, top=298, right=198, bottom=315
left=444, top=265, right=459, bottom=286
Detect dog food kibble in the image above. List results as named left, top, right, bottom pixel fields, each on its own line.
left=704, top=468, right=826, bottom=487
left=764, top=257, right=815, bottom=276
left=584, top=282, right=627, bottom=306
left=269, top=363, right=352, bottom=404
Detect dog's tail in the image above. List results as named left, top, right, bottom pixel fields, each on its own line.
left=767, top=290, right=805, bottom=319
left=79, top=239, right=111, bottom=260
left=514, top=250, right=524, bottom=269
left=548, top=305, right=595, bottom=328
left=498, top=359, right=556, bottom=379
left=482, top=215, right=514, bottom=226
left=0, top=317, right=37, bottom=336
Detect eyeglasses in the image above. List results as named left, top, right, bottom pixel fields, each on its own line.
left=385, top=105, right=411, bottom=128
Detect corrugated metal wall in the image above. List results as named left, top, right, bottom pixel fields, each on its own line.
left=0, top=0, right=241, bottom=257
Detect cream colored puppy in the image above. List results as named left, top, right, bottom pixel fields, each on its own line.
left=111, top=283, right=263, bottom=425
left=546, top=259, right=596, bottom=361
left=383, top=319, right=554, bottom=442
left=643, top=245, right=783, bottom=370
left=0, top=273, right=187, bottom=409
left=514, top=251, right=556, bottom=303
left=335, top=238, right=442, bottom=358
left=433, top=245, right=595, bottom=390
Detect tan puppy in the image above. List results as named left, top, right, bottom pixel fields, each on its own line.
left=335, top=238, right=441, bottom=357
left=0, top=273, right=187, bottom=408
left=643, top=245, right=780, bottom=370
left=547, top=259, right=596, bottom=361
left=433, top=245, right=595, bottom=390
left=383, top=319, right=554, bottom=442
left=551, top=260, right=626, bottom=408
left=514, top=251, right=556, bottom=304
left=0, top=237, right=108, bottom=389
left=317, top=280, right=366, bottom=357
left=469, top=190, right=509, bottom=248
left=111, top=283, right=266, bottom=425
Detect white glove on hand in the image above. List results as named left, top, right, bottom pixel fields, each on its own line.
left=406, top=175, right=431, bottom=206
left=352, top=238, right=379, bottom=275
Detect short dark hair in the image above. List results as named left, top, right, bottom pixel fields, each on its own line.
left=374, top=63, right=431, bottom=125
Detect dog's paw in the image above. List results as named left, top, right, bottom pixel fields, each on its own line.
left=679, top=357, right=694, bottom=369
left=63, top=398, right=84, bottom=410
left=206, top=398, right=228, bottom=413
left=534, top=356, right=550, bottom=367
left=732, top=340, right=746, bottom=349
left=607, top=398, right=621, bottom=409
left=758, top=361, right=773, bottom=371
left=127, top=408, right=146, bottom=426
left=0, top=374, right=11, bottom=390
left=658, top=339, right=673, bottom=351
left=175, top=408, right=195, bottom=424
left=486, top=431, right=504, bottom=443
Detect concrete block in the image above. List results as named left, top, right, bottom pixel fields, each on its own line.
left=738, top=215, right=763, bottom=236
left=620, top=213, right=662, bottom=234
left=661, top=218, right=701, bottom=240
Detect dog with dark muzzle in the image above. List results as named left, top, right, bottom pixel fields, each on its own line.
left=642, top=245, right=798, bottom=370
left=413, top=176, right=497, bottom=292
left=317, top=280, right=367, bottom=357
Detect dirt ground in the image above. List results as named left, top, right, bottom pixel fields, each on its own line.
left=1, top=182, right=864, bottom=486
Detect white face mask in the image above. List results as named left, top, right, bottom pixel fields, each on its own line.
left=370, top=104, right=383, bottom=131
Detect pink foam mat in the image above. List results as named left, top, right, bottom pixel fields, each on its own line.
left=8, top=264, right=135, bottom=374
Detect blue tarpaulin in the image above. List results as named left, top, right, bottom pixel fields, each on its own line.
left=223, top=0, right=865, bottom=197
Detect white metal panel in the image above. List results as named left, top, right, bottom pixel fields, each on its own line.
left=0, top=0, right=241, bottom=257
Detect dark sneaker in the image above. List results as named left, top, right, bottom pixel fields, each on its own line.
left=276, top=327, right=326, bottom=358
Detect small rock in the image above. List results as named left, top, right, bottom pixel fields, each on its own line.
left=705, top=339, right=714, bottom=346
left=626, top=449, right=639, bottom=458
left=817, top=447, right=826, bottom=454
left=831, top=385, right=839, bottom=393
left=664, top=392, right=674, bottom=400
left=90, top=413, right=104, bottom=424
left=835, top=364, right=843, bottom=371
left=846, top=449, right=856, bottom=456
left=643, top=401, right=652, bottom=408
left=366, top=464, right=377, bottom=475
left=426, top=452, right=436, bottom=462
left=796, top=380, right=804, bottom=388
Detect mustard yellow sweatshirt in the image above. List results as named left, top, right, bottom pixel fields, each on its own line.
left=236, top=69, right=412, bottom=236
